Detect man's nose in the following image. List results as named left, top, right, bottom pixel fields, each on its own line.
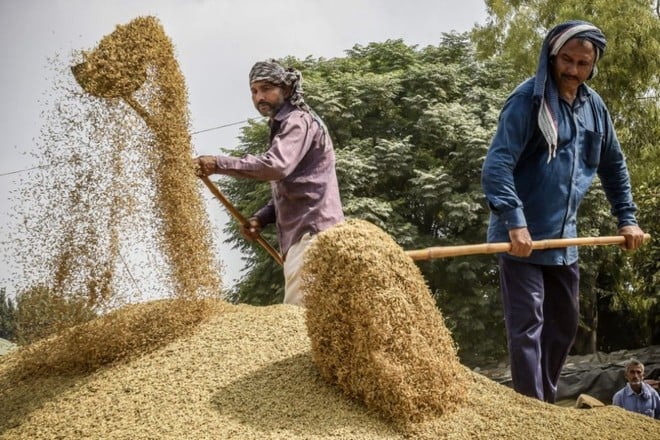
left=566, top=62, right=578, bottom=75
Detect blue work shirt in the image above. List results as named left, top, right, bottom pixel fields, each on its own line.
left=612, top=382, right=660, bottom=419
left=481, top=77, right=638, bottom=265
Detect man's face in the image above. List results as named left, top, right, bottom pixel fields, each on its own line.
left=250, top=80, right=288, bottom=117
left=625, top=364, right=644, bottom=386
left=551, top=38, right=596, bottom=98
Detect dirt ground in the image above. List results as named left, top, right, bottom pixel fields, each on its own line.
left=1, top=301, right=658, bottom=440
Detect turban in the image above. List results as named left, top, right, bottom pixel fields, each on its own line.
left=534, top=21, right=607, bottom=162
left=249, top=59, right=307, bottom=110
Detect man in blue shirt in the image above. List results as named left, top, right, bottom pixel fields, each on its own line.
left=481, top=21, right=646, bottom=403
left=612, top=359, right=660, bottom=419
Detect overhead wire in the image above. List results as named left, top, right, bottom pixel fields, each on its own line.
left=1, top=115, right=264, bottom=297
left=0, top=116, right=266, bottom=178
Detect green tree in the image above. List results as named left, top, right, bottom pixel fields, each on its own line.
left=0, top=287, right=17, bottom=341
left=15, top=284, right=97, bottom=345
left=216, top=7, right=658, bottom=362
left=219, top=36, right=512, bottom=365
left=473, top=0, right=660, bottom=352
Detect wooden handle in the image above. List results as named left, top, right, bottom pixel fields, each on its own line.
left=199, top=176, right=283, bottom=266
left=405, top=234, right=652, bottom=261
left=115, top=96, right=285, bottom=265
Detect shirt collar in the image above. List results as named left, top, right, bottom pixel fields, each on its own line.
left=625, top=383, right=650, bottom=398
left=272, top=101, right=296, bottom=124
left=577, top=83, right=591, bottom=103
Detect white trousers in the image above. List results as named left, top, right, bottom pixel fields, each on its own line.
left=282, top=233, right=315, bottom=306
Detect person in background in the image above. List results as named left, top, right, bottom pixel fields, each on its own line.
left=195, top=59, right=344, bottom=306
left=612, top=359, right=660, bottom=419
left=481, top=20, right=646, bottom=403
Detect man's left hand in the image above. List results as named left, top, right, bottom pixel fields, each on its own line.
left=618, top=225, right=646, bottom=251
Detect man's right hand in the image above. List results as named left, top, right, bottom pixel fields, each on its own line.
left=617, top=224, right=646, bottom=251
left=193, top=156, right=218, bottom=177
left=240, top=217, right=262, bottom=242
left=508, top=227, right=533, bottom=257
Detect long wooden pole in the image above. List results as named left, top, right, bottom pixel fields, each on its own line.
left=405, top=234, right=652, bottom=261
left=122, top=94, right=284, bottom=266
left=199, top=176, right=283, bottom=266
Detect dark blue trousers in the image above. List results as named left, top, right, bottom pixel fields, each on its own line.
left=498, top=256, right=580, bottom=403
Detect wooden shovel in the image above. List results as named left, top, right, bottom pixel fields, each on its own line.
left=199, top=176, right=283, bottom=266
left=121, top=97, right=285, bottom=266
left=405, top=234, right=652, bottom=261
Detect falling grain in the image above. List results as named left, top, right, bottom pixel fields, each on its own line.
left=7, top=16, right=222, bottom=369
left=71, top=16, right=222, bottom=300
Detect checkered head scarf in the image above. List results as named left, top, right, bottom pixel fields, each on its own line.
left=249, top=59, right=309, bottom=111
left=534, top=20, right=606, bottom=162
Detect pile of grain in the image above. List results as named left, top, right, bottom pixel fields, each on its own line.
left=302, top=219, right=467, bottom=429
left=2, top=15, right=658, bottom=440
left=1, top=301, right=658, bottom=439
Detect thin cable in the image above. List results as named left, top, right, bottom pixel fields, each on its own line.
left=118, top=249, right=146, bottom=299
left=0, top=117, right=267, bottom=178
left=190, top=117, right=264, bottom=135
left=0, top=164, right=50, bottom=177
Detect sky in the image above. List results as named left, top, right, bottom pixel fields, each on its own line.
left=0, top=0, right=488, bottom=297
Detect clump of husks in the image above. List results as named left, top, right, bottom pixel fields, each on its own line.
left=8, top=16, right=221, bottom=374
left=302, top=219, right=467, bottom=428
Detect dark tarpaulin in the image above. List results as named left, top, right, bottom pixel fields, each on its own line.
left=477, top=345, right=660, bottom=404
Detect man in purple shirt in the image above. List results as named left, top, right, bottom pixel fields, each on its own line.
left=195, top=59, right=344, bottom=306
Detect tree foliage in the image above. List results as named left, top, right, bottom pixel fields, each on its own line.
left=215, top=2, right=659, bottom=364
left=14, top=284, right=97, bottom=345
left=0, top=288, right=17, bottom=341
left=219, top=36, right=511, bottom=365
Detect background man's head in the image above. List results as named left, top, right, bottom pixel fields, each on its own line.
left=624, top=359, right=645, bottom=391
left=249, top=60, right=306, bottom=116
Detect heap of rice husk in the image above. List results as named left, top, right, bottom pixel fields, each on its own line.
left=1, top=301, right=658, bottom=440
left=302, top=219, right=467, bottom=428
